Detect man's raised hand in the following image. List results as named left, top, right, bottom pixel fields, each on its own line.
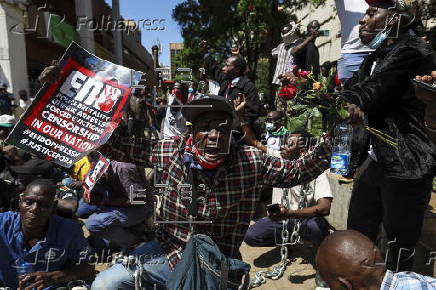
left=346, top=103, right=364, bottom=128
left=199, top=40, right=209, bottom=53
left=38, top=60, right=60, bottom=84
left=234, top=93, right=246, bottom=113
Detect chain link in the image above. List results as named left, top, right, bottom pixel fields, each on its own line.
left=250, top=181, right=316, bottom=288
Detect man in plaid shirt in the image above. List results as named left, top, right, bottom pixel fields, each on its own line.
left=91, top=95, right=337, bottom=289
left=37, top=65, right=362, bottom=289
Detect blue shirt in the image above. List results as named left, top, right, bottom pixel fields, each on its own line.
left=0, top=212, right=92, bottom=289
left=381, top=270, right=436, bottom=290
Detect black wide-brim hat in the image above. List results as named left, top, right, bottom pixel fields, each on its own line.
left=182, top=95, right=236, bottom=124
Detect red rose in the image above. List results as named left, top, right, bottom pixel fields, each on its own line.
left=279, top=84, right=297, bottom=100
left=298, top=71, right=310, bottom=79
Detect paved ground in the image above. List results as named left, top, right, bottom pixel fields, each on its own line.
left=91, top=180, right=436, bottom=288
left=240, top=242, right=317, bottom=290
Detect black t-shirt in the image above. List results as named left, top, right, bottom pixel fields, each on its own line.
left=294, top=41, right=320, bottom=75
left=0, top=94, right=12, bottom=115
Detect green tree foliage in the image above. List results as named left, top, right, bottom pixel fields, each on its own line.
left=255, top=58, right=270, bottom=95
left=172, top=0, right=288, bottom=82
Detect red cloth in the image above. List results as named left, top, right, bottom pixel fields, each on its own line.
left=334, top=73, right=341, bottom=88
left=172, top=88, right=186, bottom=104
left=184, top=136, right=224, bottom=170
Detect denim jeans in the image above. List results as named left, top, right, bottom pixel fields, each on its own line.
left=91, top=241, right=170, bottom=290
left=244, top=216, right=329, bottom=248
left=337, top=52, right=370, bottom=85
left=77, top=198, right=152, bottom=250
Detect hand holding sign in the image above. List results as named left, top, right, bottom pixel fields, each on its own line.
left=7, top=42, right=142, bottom=167
left=38, top=60, right=61, bottom=84
left=82, top=152, right=110, bottom=203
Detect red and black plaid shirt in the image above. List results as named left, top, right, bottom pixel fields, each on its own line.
left=104, top=135, right=332, bottom=269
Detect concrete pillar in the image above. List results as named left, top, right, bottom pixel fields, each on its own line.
left=75, top=0, right=95, bottom=53
left=112, top=0, right=123, bottom=65
left=0, top=1, right=29, bottom=96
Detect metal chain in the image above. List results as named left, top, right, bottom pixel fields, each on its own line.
left=250, top=181, right=315, bottom=289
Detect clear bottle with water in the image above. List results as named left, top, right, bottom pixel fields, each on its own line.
left=15, top=259, right=34, bottom=277
left=15, top=258, right=34, bottom=288
left=330, top=121, right=353, bottom=175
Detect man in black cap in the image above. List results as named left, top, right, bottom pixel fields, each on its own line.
left=91, top=95, right=340, bottom=289
left=338, top=0, right=435, bottom=272
left=39, top=61, right=364, bottom=289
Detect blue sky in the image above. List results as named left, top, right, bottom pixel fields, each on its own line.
left=105, top=0, right=185, bottom=67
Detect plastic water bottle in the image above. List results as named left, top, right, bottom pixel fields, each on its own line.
left=16, top=261, right=34, bottom=276
left=330, top=121, right=353, bottom=175
left=15, top=260, right=35, bottom=289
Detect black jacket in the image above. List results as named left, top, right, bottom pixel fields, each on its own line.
left=294, top=41, right=320, bottom=76
left=204, top=54, right=261, bottom=124
left=340, top=31, right=436, bottom=179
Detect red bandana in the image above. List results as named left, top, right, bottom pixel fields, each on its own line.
left=185, top=136, right=224, bottom=170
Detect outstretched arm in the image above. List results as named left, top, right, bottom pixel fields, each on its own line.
left=200, top=40, right=227, bottom=84
left=291, top=33, right=317, bottom=56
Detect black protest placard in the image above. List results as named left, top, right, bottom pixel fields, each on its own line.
left=6, top=42, right=143, bottom=167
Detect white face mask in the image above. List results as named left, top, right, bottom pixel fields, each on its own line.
left=265, top=122, right=276, bottom=132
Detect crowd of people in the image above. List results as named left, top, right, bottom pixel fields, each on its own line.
left=1, top=0, right=436, bottom=289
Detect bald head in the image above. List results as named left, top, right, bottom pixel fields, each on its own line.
left=316, top=230, right=385, bottom=290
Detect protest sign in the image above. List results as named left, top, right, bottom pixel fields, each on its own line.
left=6, top=42, right=143, bottom=167
left=82, top=152, right=110, bottom=202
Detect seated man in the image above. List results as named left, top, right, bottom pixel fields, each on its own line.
left=76, top=161, right=155, bottom=251
left=243, top=170, right=332, bottom=251
left=0, top=179, right=93, bottom=289
left=242, top=127, right=332, bottom=251
left=316, top=230, right=436, bottom=289
left=237, top=94, right=332, bottom=287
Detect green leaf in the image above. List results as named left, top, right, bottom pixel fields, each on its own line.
left=337, top=107, right=349, bottom=120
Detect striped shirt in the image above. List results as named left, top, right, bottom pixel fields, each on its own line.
left=272, top=40, right=300, bottom=85
left=103, top=134, right=332, bottom=269
left=381, top=270, right=436, bottom=289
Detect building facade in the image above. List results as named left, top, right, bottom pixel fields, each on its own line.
left=169, top=42, right=183, bottom=79
left=0, top=0, right=156, bottom=98
left=288, top=0, right=342, bottom=65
